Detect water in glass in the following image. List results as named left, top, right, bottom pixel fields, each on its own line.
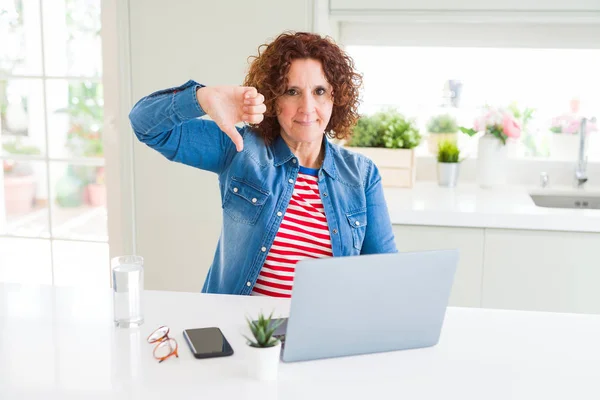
left=112, top=258, right=144, bottom=328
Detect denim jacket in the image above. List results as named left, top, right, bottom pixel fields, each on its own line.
left=129, top=79, right=397, bottom=294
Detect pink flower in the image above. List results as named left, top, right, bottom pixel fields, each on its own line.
left=474, top=113, right=489, bottom=132
left=565, top=120, right=580, bottom=135
left=502, top=114, right=521, bottom=139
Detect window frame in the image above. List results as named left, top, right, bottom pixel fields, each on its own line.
left=312, top=4, right=600, bottom=178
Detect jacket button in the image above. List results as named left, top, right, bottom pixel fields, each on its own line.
left=246, top=281, right=251, bottom=287
left=292, top=159, right=297, bottom=164
left=277, top=211, right=283, bottom=217
left=261, top=247, right=266, bottom=252
left=233, top=187, right=238, bottom=193
left=332, top=229, right=338, bottom=234
left=288, top=179, right=294, bottom=184
left=355, top=221, right=360, bottom=226
left=252, top=198, right=257, bottom=203
left=323, top=192, right=328, bottom=197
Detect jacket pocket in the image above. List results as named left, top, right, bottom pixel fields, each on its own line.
left=223, top=177, right=269, bottom=225
left=346, top=209, right=368, bottom=250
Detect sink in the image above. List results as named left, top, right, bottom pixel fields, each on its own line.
left=529, top=188, right=600, bottom=210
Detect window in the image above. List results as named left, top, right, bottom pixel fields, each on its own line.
left=0, top=0, right=108, bottom=287
left=339, top=21, right=600, bottom=162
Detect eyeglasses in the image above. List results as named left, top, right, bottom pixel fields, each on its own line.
left=147, top=325, right=179, bottom=363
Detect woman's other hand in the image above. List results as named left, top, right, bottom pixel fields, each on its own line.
left=196, top=86, right=266, bottom=152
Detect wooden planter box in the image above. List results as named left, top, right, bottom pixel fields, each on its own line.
left=345, top=147, right=416, bottom=188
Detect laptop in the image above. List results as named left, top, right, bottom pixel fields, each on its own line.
left=271, top=249, right=459, bottom=362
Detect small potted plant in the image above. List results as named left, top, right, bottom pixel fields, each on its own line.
left=243, top=311, right=285, bottom=381
left=426, top=114, right=459, bottom=155
left=345, top=109, right=422, bottom=188
left=2, top=137, right=41, bottom=214
left=87, top=166, right=106, bottom=207
left=436, top=140, right=461, bottom=187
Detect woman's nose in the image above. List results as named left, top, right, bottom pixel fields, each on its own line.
left=298, top=93, right=316, bottom=113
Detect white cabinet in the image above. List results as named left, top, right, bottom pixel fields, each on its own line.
left=393, top=225, right=600, bottom=314
left=481, top=229, right=600, bottom=315
left=392, top=225, right=484, bottom=308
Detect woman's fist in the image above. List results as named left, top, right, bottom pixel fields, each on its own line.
left=196, top=86, right=266, bottom=152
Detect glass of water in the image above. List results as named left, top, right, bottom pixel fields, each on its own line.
left=112, top=255, right=144, bottom=328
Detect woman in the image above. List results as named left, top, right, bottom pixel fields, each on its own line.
left=129, top=31, right=397, bottom=297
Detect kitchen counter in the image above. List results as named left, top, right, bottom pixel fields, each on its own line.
left=384, top=182, right=600, bottom=233
left=1, top=283, right=600, bottom=399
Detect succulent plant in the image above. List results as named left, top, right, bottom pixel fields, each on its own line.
left=244, top=311, right=285, bottom=348
left=437, top=140, right=461, bottom=163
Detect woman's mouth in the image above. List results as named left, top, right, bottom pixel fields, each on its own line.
left=295, top=120, right=316, bottom=126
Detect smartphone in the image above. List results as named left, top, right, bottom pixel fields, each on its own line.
left=182, top=327, right=234, bottom=359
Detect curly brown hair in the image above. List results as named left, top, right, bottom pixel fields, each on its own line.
left=243, top=31, right=362, bottom=144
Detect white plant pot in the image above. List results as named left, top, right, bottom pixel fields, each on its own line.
left=476, top=133, right=508, bottom=188
left=437, top=162, right=460, bottom=187
left=247, top=341, right=281, bottom=381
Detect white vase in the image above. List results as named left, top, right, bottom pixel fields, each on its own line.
left=476, top=133, right=508, bottom=188
left=437, top=162, right=460, bottom=187
left=247, top=341, right=281, bottom=381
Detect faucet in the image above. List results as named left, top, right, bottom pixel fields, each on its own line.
left=574, top=117, right=589, bottom=188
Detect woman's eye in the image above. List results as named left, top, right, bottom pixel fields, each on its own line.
left=286, top=89, right=297, bottom=96
left=315, top=88, right=326, bottom=95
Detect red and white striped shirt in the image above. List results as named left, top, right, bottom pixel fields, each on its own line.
left=251, top=166, right=332, bottom=298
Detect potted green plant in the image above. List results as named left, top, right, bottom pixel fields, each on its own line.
left=87, top=166, right=106, bottom=207
left=436, top=140, right=461, bottom=187
left=55, top=82, right=105, bottom=207
left=346, top=109, right=422, bottom=188
left=243, top=311, right=285, bottom=381
left=2, top=137, right=41, bottom=214
left=426, top=114, right=459, bottom=155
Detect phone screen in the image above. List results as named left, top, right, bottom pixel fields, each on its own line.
left=183, top=327, right=234, bottom=358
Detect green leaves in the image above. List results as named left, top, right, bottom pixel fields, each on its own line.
left=488, top=127, right=507, bottom=145
left=245, top=310, right=285, bottom=348
left=427, top=114, right=459, bottom=134
left=347, top=112, right=387, bottom=148
left=2, top=137, right=41, bottom=155
left=348, top=109, right=421, bottom=149
left=383, top=112, right=421, bottom=149
left=459, top=126, right=478, bottom=137
left=437, top=140, right=460, bottom=163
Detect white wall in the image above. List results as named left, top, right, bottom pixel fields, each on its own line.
left=127, top=0, right=315, bottom=292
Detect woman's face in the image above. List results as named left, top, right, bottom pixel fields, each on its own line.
left=276, top=58, right=333, bottom=144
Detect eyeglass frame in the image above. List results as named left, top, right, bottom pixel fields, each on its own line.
left=147, top=325, right=179, bottom=363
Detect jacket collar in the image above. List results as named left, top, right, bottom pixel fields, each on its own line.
left=271, top=134, right=337, bottom=180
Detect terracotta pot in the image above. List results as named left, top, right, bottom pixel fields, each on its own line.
left=87, top=183, right=106, bottom=207
left=3, top=174, right=36, bottom=214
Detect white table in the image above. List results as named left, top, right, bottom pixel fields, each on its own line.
left=1, top=283, right=600, bottom=399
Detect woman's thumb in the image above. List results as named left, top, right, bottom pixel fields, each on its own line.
left=223, top=124, right=244, bottom=152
